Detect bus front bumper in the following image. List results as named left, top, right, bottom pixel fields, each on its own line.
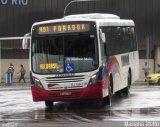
left=31, top=83, right=102, bottom=102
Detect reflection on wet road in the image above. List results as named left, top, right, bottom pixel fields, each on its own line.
left=0, top=85, right=160, bottom=126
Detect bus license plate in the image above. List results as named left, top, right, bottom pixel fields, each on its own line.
left=60, top=92, right=72, bottom=96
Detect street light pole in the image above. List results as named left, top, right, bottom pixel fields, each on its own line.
left=63, top=0, right=99, bottom=17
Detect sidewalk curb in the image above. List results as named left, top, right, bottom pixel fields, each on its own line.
left=0, top=87, right=31, bottom=91
left=0, top=83, right=31, bottom=91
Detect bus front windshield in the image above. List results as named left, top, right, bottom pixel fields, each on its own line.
left=31, top=34, right=98, bottom=74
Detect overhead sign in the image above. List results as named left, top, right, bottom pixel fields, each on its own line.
left=37, top=23, right=90, bottom=34
left=0, top=0, right=29, bottom=6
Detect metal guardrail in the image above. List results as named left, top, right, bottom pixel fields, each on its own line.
left=0, top=37, right=23, bottom=41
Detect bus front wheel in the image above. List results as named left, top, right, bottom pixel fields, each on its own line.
left=45, top=101, right=53, bottom=108
left=102, top=87, right=111, bottom=106
left=102, top=77, right=112, bottom=106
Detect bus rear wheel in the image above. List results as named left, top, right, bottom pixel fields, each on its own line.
left=158, top=79, right=160, bottom=85
left=123, top=71, right=131, bottom=96
left=122, top=86, right=130, bottom=96
left=45, top=101, right=53, bottom=108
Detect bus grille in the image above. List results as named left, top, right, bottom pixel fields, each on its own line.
left=44, top=75, right=85, bottom=84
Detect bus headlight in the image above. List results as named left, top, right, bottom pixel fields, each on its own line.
left=88, top=74, right=97, bottom=86
left=34, top=78, right=44, bottom=89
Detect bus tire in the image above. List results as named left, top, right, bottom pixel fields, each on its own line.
left=102, top=77, right=112, bottom=106
left=115, top=90, right=122, bottom=97
left=122, top=86, right=130, bottom=96
left=158, top=79, right=160, bottom=85
left=128, top=70, right=132, bottom=88
left=102, top=88, right=111, bottom=106
left=45, top=101, right=53, bottom=108
left=123, top=71, right=131, bottom=96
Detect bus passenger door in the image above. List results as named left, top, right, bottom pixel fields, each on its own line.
left=100, top=38, right=109, bottom=97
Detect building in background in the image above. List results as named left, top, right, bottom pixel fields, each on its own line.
left=0, top=0, right=160, bottom=82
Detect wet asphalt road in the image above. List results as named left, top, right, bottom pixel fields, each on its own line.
left=0, top=84, right=160, bottom=127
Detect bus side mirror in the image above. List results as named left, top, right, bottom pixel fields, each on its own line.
left=22, top=33, right=31, bottom=49
left=99, top=29, right=106, bottom=43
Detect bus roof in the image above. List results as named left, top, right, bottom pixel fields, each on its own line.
left=64, top=13, right=120, bottom=19
left=33, top=13, right=135, bottom=27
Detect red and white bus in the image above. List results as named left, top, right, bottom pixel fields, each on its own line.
left=23, top=13, right=139, bottom=107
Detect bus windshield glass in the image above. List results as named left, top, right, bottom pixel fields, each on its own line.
left=31, top=34, right=98, bottom=74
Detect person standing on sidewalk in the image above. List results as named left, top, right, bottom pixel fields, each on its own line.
left=142, top=62, right=150, bottom=82
left=8, top=63, right=14, bottom=82
left=17, top=64, right=26, bottom=83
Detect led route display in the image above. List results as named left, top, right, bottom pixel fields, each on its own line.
left=37, top=23, right=90, bottom=34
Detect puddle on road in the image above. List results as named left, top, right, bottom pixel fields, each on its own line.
left=0, top=90, right=160, bottom=122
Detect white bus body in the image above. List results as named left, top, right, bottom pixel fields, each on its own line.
left=25, top=13, right=139, bottom=106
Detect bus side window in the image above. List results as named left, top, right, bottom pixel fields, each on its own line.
left=101, top=27, right=111, bottom=56
left=131, top=27, right=137, bottom=51
left=125, top=27, right=136, bottom=51
left=100, top=42, right=108, bottom=66
left=100, top=27, right=108, bottom=66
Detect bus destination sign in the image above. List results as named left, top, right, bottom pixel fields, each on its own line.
left=37, top=23, right=90, bottom=34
